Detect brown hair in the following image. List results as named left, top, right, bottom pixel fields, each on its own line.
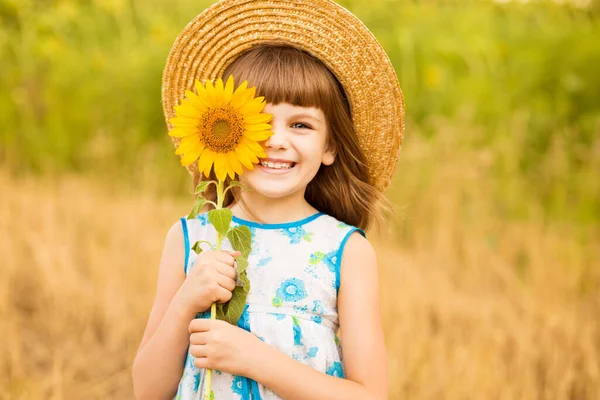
left=196, top=43, right=390, bottom=231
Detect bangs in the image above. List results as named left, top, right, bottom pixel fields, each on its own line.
left=222, top=44, right=350, bottom=114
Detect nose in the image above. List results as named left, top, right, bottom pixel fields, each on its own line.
left=265, top=124, right=288, bottom=150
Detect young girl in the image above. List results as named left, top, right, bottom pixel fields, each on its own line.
left=133, top=1, right=404, bottom=399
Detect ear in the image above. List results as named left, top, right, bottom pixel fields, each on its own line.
left=322, top=142, right=336, bottom=166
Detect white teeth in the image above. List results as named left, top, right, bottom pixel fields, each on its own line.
left=260, top=161, right=293, bottom=169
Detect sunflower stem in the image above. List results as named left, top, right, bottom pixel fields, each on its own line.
left=204, top=179, right=225, bottom=400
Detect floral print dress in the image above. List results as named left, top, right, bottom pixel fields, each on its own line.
left=175, top=211, right=364, bottom=400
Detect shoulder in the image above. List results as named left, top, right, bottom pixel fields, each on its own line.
left=341, top=232, right=377, bottom=271
left=161, top=218, right=184, bottom=250
left=338, top=229, right=378, bottom=292
left=161, top=219, right=186, bottom=265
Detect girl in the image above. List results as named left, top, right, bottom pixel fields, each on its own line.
left=133, top=1, right=404, bottom=399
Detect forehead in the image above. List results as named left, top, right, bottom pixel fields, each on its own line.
left=264, top=103, right=324, bottom=121
left=223, top=45, right=342, bottom=112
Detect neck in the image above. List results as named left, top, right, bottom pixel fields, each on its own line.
left=230, top=190, right=318, bottom=224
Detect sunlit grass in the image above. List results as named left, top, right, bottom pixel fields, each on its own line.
left=0, top=129, right=598, bottom=398
left=1, top=0, right=599, bottom=398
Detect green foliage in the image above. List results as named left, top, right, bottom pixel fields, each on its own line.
left=235, top=256, right=249, bottom=275
left=191, top=240, right=214, bottom=254
left=191, top=241, right=203, bottom=255
left=195, top=180, right=215, bottom=195
left=187, top=196, right=207, bottom=220
left=0, top=0, right=598, bottom=227
left=208, top=208, right=232, bottom=237
left=227, top=225, right=252, bottom=258
left=216, top=273, right=250, bottom=325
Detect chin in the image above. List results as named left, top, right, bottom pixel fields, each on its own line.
left=251, top=185, right=299, bottom=199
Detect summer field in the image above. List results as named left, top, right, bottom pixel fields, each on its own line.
left=1, top=0, right=599, bottom=399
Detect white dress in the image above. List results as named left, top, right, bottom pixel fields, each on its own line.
left=175, top=211, right=364, bottom=400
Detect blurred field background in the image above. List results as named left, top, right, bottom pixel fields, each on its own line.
left=1, top=0, right=599, bottom=398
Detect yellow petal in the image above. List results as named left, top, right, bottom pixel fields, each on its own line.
left=195, top=80, right=211, bottom=108
left=224, top=156, right=236, bottom=180
left=199, top=149, right=216, bottom=178
left=223, top=75, right=234, bottom=104
left=174, top=101, right=201, bottom=118
left=230, top=80, right=249, bottom=109
left=170, top=116, right=200, bottom=127
left=237, top=86, right=257, bottom=109
left=175, top=135, right=202, bottom=155
left=214, top=78, right=225, bottom=107
left=227, top=151, right=244, bottom=176
left=185, top=90, right=208, bottom=113
left=205, top=79, right=215, bottom=105
left=180, top=146, right=204, bottom=166
left=244, top=130, right=273, bottom=141
left=240, top=97, right=266, bottom=115
left=235, top=146, right=254, bottom=169
left=244, top=123, right=272, bottom=132
left=242, top=137, right=265, bottom=153
left=241, top=141, right=262, bottom=163
left=168, top=127, right=196, bottom=138
left=214, top=153, right=227, bottom=181
left=219, top=152, right=236, bottom=180
left=243, top=113, right=272, bottom=124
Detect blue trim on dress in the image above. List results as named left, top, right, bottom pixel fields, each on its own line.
left=335, top=228, right=366, bottom=291
left=180, top=217, right=190, bottom=275
left=236, top=304, right=263, bottom=400
left=232, top=212, right=324, bottom=229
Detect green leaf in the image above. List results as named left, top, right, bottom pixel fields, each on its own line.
left=235, top=255, right=248, bottom=275
left=191, top=241, right=203, bottom=255
left=194, top=180, right=214, bottom=195
left=216, top=303, right=226, bottom=320
left=187, top=196, right=207, bottom=220
left=226, top=225, right=252, bottom=258
left=217, top=273, right=250, bottom=325
left=208, top=208, right=233, bottom=237
left=226, top=180, right=252, bottom=193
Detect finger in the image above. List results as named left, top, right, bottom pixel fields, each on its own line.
left=194, top=356, right=210, bottom=370
left=215, top=251, right=238, bottom=264
left=216, top=273, right=236, bottom=292
left=190, top=332, right=209, bottom=345
left=223, top=250, right=242, bottom=257
left=189, top=343, right=209, bottom=358
left=216, top=262, right=237, bottom=280
left=189, top=318, right=211, bottom=333
left=215, top=286, right=233, bottom=304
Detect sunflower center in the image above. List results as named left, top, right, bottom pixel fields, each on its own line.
left=213, top=120, right=230, bottom=138
left=200, top=106, right=244, bottom=153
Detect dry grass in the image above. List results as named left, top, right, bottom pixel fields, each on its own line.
left=0, top=164, right=598, bottom=399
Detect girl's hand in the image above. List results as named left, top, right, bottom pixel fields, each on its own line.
left=177, top=250, right=241, bottom=315
left=189, top=319, right=261, bottom=376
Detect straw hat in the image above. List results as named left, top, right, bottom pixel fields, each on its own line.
left=162, top=0, right=405, bottom=192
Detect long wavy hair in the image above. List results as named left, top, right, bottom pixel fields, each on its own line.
left=195, top=43, right=390, bottom=231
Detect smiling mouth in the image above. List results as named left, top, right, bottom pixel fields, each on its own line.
left=259, top=160, right=296, bottom=169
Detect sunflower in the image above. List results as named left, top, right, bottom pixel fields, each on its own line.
left=168, top=75, right=273, bottom=181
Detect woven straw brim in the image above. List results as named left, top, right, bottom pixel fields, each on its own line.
left=162, top=0, right=405, bottom=192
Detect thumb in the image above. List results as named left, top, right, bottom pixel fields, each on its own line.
left=224, top=250, right=242, bottom=257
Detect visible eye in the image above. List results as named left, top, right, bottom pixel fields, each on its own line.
left=291, top=122, right=312, bottom=130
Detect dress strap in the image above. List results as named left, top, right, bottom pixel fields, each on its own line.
left=180, top=217, right=190, bottom=274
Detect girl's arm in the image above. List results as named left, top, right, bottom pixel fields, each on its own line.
left=249, top=232, right=387, bottom=400
left=132, top=220, right=194, bottom=400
